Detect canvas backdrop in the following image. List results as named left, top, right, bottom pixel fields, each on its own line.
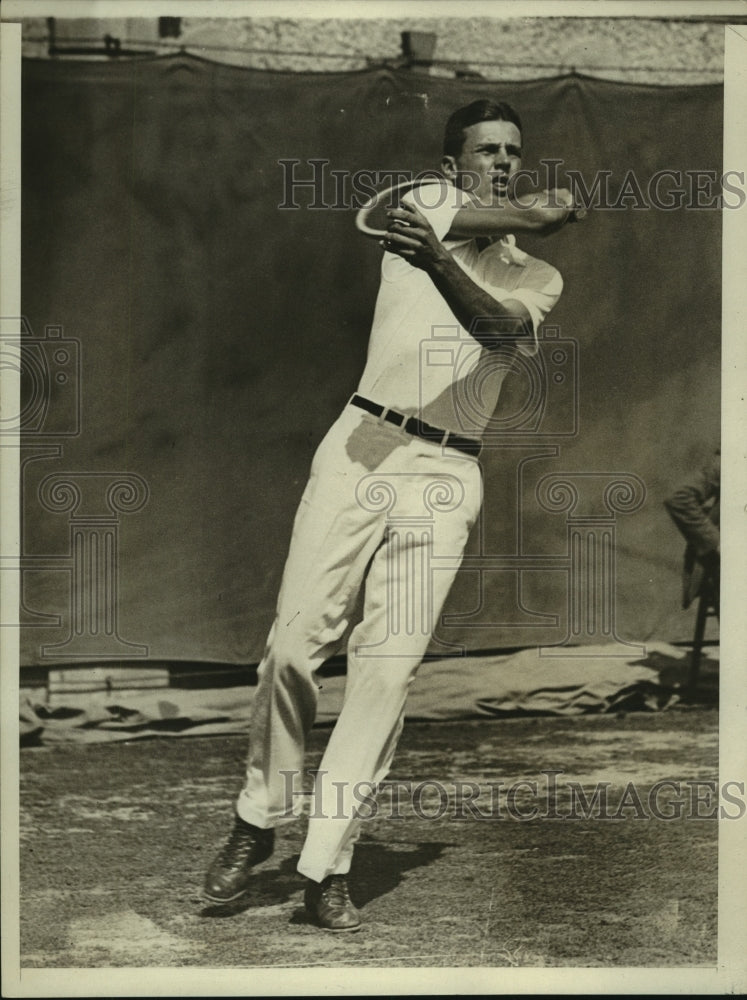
left=18, top=56, right=722, bottom=668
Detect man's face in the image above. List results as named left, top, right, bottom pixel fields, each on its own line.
left=443, top=119, right=523, bottom=204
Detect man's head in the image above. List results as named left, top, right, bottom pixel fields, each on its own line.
left=441, top=99, right=523, bottom=204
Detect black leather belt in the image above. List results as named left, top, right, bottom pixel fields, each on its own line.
left=350, top=394, right=481, bottom=458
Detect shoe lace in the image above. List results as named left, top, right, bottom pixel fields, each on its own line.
left=218, top=823, right=261, bottom=866
left=323, top=875, right=352, bottom=906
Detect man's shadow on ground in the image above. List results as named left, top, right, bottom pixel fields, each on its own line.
left=347, top=837, right=448, bottom=906
left=199, top=836, right=449, bottom=924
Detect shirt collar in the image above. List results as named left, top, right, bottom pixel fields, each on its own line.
left=495, top=235, right=528, bottom=267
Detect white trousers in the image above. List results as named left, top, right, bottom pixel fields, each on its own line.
left=236, top=404, right=482, bottom=882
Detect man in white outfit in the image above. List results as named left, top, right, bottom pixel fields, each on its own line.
left=204, top=100, right=573, bottom=931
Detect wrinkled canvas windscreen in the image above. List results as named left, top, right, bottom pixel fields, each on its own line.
left=19, top=57, right=721, bottom=666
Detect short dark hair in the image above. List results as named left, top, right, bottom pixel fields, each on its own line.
left=442, top=100, right=523, bottom=158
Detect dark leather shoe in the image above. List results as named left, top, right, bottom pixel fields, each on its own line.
left=304, top=875, right=361, bottom=932
left=203, top=817, right=274, bottom=903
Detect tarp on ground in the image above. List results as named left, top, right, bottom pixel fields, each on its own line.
left=19, top=642, right=709, bottom=745
left=18, top=57, right=721, bottom=667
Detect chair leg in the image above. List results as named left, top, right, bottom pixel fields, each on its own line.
left=688, top=590, right=709, bottom=694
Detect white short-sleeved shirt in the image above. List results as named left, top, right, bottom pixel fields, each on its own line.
left=355, top=180, right=563, bottom=437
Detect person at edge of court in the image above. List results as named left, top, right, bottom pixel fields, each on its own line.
left=664, top=448, right=721, bottom=613
left=204, top=99, right=578, bottom=931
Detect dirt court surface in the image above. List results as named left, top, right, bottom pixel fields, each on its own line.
left=20, top=708, right=718, bottom=969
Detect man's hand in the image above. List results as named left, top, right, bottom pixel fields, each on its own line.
left=383, top=202, right=450, bottom=271
left=528, top=189, right=575, bottom=235
left=525, top=187, right=581, bottom=233
left=382, top=199, right=534, bottom=346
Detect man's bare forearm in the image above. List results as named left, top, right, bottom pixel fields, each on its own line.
left=446, top=198, right=570, bottom=239
left=384, top=202, right=534, bottom=349
left=425, top=253, right=531, bottom=350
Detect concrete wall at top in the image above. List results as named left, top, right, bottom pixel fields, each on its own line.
left=20, top=14, right=725, bottom=85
